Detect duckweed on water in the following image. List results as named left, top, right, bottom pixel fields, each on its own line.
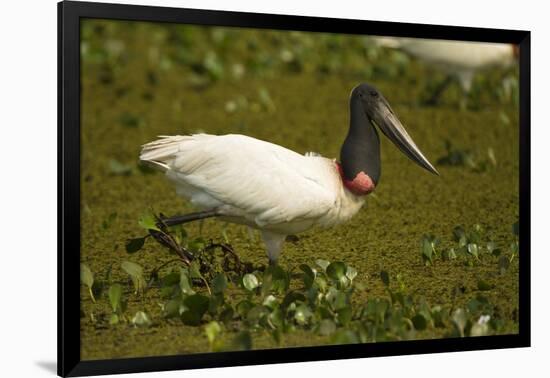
left=80, top=19, right=519, bottom=359
left=80, top=220, right=518, bottom=352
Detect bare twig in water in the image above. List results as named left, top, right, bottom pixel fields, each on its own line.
left=149, top=214, right=194, bottom=264
left=145, top=213, right=253, bottom=275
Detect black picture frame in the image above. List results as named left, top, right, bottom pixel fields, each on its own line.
left=58, top=1, right=531, bottom=376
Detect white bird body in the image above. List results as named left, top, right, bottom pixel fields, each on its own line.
left=374, top=37, right=516, bottom=90
left=141, top=134, right=365, bottom=261
left=140, top=83, right=439, bottom=263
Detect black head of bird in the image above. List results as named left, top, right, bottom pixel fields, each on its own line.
left=340, top=83, right=439, bottom=193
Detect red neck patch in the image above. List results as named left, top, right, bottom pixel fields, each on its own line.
left=336, top=162, right=376, bottom=196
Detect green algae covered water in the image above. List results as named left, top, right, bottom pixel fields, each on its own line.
left=79, top=20, right=519, bottom=359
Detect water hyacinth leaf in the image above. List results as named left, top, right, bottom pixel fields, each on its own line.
left=80, top=263, right=96, bottom=303
left=264, top=265, right=290, bottom=294
left=268, top=308, right=284, bottom=329
left=162, top=272, right=180, bottom=287
left=453, top=226, right=466, bottom=242
left=467, top=243, right=479, bottom=259
left=380, top=270, right=390, bottom=286
left=138, top=213, right=160, bottom=232
left=189, top=260, right=203, bottom=280
left=510, top=241, right=519, bottom=256
left=486, top=241, right=499, bottom=256
left=345, top=266, right=358, bottom=282
left=211, top=273, right=227, bottom=295
left=261, top=268, right=273, bottom=296
left=326, top=261, right=346, bottom=281
left=160, top=285, right=178, bottom=299
left=470, top=315, right=490, bottom=336
left=132, top=311, right=152, bottom=327
left=282, top=291, right=306, bottom=310
left=421, top=237, right=433, bottom=265
left=315, top=276, right=328, bottom=293
left=181, top=294, right=210, bottom=326
left=470, top=322, right=489, bottom=337
left=299, top=264, right=315, bottom=288
left=80, top=263, right=94, bottom=288
left=204, top=321, right=222, bottom=345
left=294, top=304, right=313, bottom=325
left=219, top=305, right=235, bottom=324
left=326, top=288, right=348, bottom=311
left=179, top=268, right=196, bottom=295
left=452, top=308, right=467, bottom=337
left=470, top=224, right=483, bottom=241
left=412, top=314, right=427, bottom=330
left=449, top=248, right=457, bottom=259
left=262, top=295, right=278, bottom=310
left=242, top=273, right=259, bottom=291
left=315, top=259, right=330, bottom=272
left=125, top=237, right=146, bottom=254
left=208, top=293, right=224, bottom=315
left=163, top=298, right=183, bottom=318
left=108, top=283, right=123, bottom=313
left=467, top=298, right=481, bottom=313
left=121, top=261, right=146, bottom=294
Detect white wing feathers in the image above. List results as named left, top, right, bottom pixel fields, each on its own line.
left=140, top=134, right=338, bottom=228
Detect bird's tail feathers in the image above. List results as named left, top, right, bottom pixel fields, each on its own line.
left=140, top=134, right=207, bottom=172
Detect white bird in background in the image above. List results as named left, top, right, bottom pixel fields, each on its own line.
left=374, top=37, right=518, bottom=102
left=140, top=83, right=439, bottom=264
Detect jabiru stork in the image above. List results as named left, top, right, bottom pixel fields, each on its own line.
left=140, top=83, right=439, bottom=263
left=374, top=37, right=518, bottom=103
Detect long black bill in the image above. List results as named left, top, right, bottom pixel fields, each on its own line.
left=372, top=102, right=439, bottom=175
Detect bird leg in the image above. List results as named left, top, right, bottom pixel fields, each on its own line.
left=156, top=209, right=221, bottom=228
left=261, top=230, right=286, bottom=265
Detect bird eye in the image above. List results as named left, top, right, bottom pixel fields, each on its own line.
left=370, top=91, right=378, bottom=97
